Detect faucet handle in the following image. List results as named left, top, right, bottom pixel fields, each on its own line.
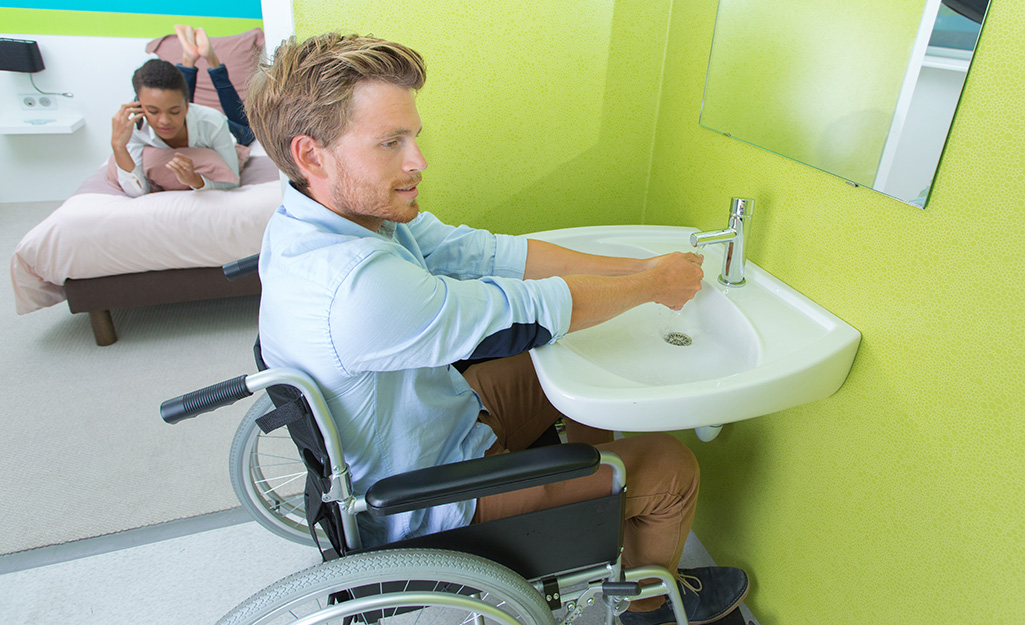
left=731, top=197, right=754, bottom=217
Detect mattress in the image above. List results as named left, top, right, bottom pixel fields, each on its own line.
left=11, top=154, right=282, bottom=314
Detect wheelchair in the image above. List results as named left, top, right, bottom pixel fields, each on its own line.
left=162, top=366, right=693, bottom=624
left=227, top=360, right=561, bottom=547
left=165, top=254, right=693, bottom=624
left=229, top=371, right=561, bottom=548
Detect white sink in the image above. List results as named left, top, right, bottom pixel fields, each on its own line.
left=528, top=225, right=861, bottom=433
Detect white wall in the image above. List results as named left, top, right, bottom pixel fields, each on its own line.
left=0, top=34, right=154, bottom=203
left=260, top=0, right=294, bottom=56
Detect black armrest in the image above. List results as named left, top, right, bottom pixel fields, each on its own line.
left=365, top=442, right=601, bottom=515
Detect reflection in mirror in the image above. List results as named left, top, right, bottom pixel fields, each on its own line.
left=699, top=0, right=988, bottom=208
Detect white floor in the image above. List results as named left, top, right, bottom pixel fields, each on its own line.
left=0, top=512, right=321, bottom=625
left=0, top=511, right=757, bottom=625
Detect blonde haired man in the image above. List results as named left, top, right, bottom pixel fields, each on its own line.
left=245, top=33, right=748, bottom=625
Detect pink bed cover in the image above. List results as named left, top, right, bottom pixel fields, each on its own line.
left=10, top=155, right=282, bottom=314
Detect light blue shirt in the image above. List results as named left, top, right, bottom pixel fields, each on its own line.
left=258, top=185, right=572, bottom=546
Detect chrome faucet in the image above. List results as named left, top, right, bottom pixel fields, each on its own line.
left=690, top=198, right=754, bottom=287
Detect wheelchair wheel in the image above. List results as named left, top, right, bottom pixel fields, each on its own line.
left=217, top=548, right=556, bottom=625
left=229, top=394, right=322, bottom=546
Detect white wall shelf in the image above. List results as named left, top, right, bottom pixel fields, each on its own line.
left=922, top=53, right=971, bottom=73
left=0, top=112, right=84, bottom=135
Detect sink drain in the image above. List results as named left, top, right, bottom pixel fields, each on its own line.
left=663, top=332, right=692, bottom=346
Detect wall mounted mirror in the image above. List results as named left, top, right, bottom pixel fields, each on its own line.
left=699, top=0, right=989, bottom=208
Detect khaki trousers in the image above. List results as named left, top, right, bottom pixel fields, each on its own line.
left=463, top=353, right=700, bottom=611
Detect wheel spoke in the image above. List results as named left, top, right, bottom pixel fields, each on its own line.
left=249, top=459, right=306, bottom=469
left=252, top=451, right=307, bottom=462
left=269, top=498, right=304, bottom=515
left=254, top=471, right=307, bottom=488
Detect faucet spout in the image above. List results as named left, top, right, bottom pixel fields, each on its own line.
left=690, top=228, right=737, bottom=246
left=689, top=198, right=754, bottom=287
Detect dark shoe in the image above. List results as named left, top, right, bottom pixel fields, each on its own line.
left=618, top=566, right=749, bottom=625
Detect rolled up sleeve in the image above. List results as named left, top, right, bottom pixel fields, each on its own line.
left=329, top=246, right=571, bottom=373
left=405, top=213, right=528, bottom=280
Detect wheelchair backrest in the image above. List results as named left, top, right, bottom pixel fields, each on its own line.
left=253, top=335, right=351, bottom=560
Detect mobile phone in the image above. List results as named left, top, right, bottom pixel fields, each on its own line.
left=135, top=116, right=144, bottom=130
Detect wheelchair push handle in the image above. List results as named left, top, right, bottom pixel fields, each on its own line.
left=222, top=253, right=260, bottom=281
left=160, top=375, right=253, bottom=424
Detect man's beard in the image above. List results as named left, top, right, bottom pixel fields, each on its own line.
left=330, top=168, right=420, bottom=223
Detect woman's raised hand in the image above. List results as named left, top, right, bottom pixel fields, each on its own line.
left=111, top=101, right=142, bottom=149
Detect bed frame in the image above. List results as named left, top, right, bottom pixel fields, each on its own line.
left=64, top=267, right=261, bottom=346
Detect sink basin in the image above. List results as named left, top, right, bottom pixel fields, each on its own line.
left=527, top=225, right=861, bottom=432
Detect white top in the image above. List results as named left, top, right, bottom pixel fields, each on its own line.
left=116, top=103, right=239, bottom=197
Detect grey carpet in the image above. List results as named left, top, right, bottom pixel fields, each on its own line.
left=2, top=200, right=262, bottom=555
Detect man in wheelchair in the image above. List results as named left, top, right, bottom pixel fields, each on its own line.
left=242, top=32, right=749, bottom=624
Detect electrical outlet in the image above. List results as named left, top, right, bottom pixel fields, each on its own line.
left=19, top=94, right=56, bottom=110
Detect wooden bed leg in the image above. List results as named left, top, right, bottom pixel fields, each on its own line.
left=89, top=310, right=118, bottom=346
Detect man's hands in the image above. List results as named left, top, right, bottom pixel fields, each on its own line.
left=646, top=252, right=704, bottom=311
left=522, top=238, right=705, bottom=332
left=561, top=251, right=704, bottom=333
left=165, top=153, right=205, bottom=189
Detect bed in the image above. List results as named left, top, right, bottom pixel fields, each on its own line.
left=9, top=28, right=279, bottom=345
left=11, top=153, right=280, bottom=344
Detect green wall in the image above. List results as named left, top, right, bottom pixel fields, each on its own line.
left=292, top=0, right=671, bottom=235
left=294, top=0, right=1024, bottom=622
left=650, top=1, right=1025, bottom=623
left=0, top=7, right=260, bottom=38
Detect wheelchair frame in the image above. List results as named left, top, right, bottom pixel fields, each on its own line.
left=165, top=256, right=692, bottom=623
left=162, top=366, right=691, bottom=624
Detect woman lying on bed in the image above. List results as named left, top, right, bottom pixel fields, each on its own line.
left=111, top=57, right=241, bottom=196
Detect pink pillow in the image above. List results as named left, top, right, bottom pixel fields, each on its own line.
left=143, top=145, right=250, bottom=190
left=105, top=144, right=251, bottom=192
left=145, top=28, right=264, bottom=114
